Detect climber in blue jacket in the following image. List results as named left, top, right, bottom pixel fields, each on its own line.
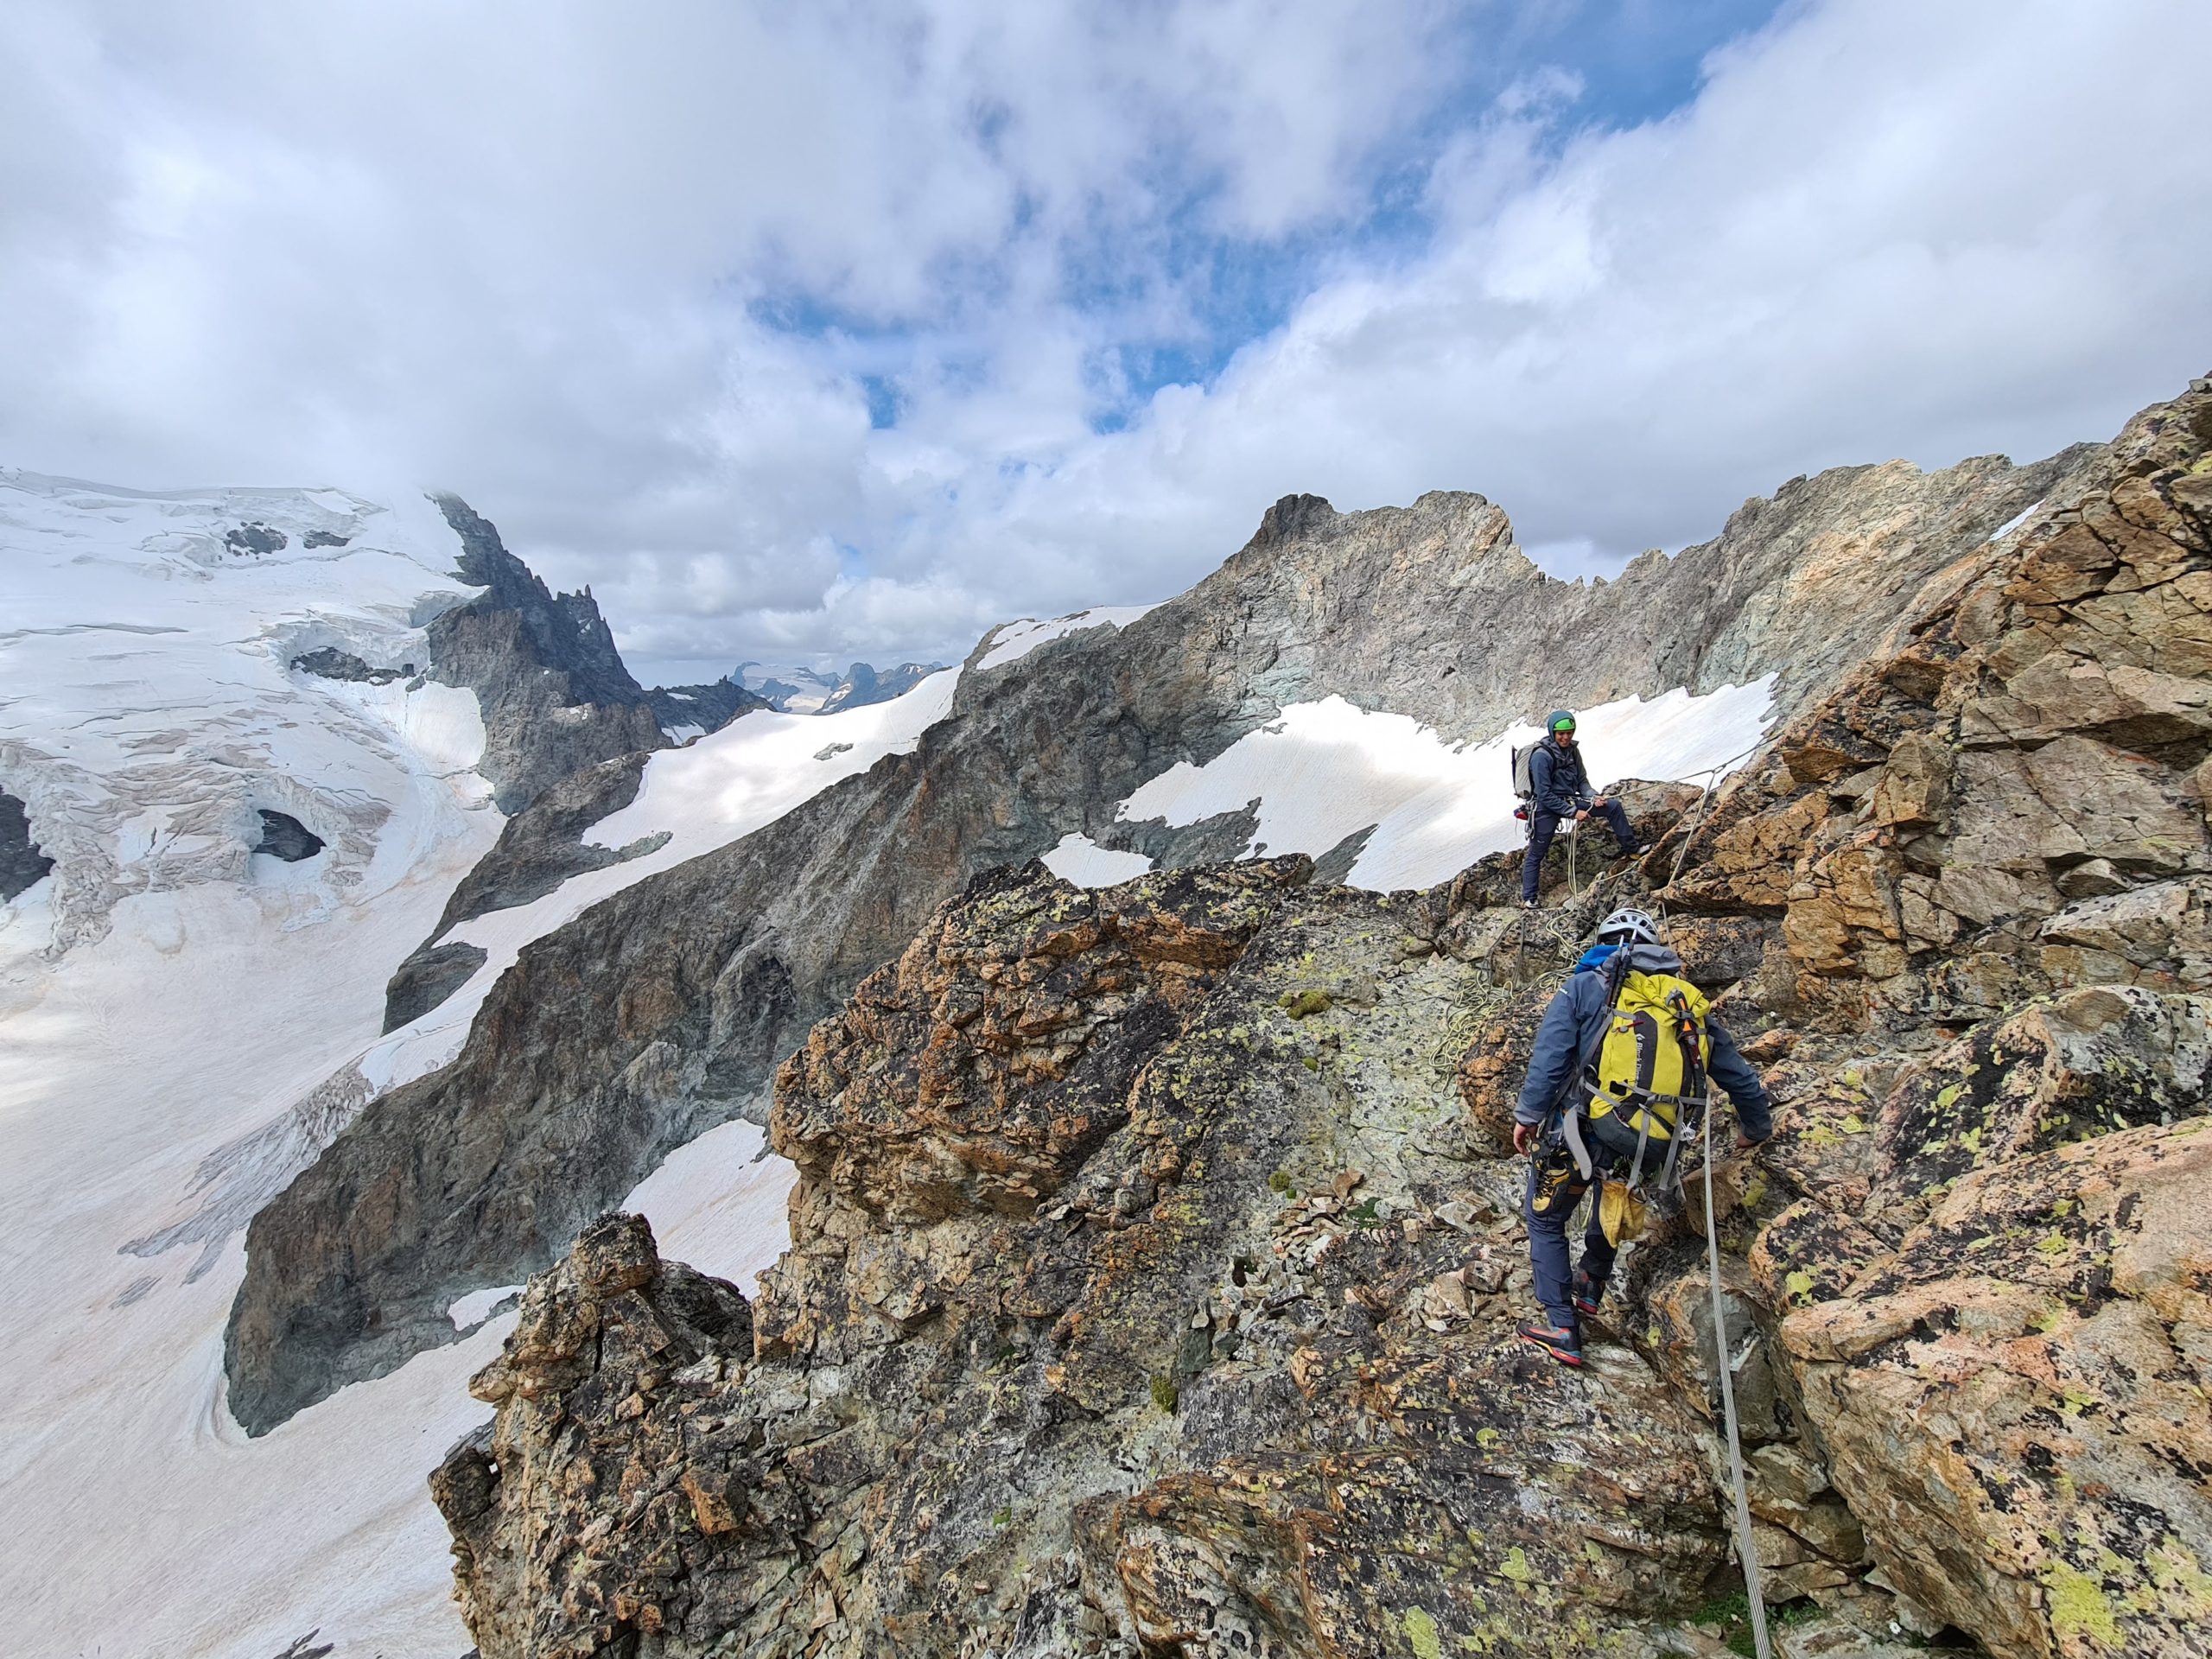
left=1522, top=710, right=1641, bottom=906
left=1510, top=906, right=1774, bottom=1367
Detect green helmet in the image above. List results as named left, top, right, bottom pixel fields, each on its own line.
left=1547, top=709, right=1576, bottom=734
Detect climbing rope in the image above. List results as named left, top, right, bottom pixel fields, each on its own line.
left=1701, top=1103, right=1773, bottom=1659
left=1662, top=738, right=1764, bottom=893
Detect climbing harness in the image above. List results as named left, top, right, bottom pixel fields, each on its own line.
left=1701, top=1100, right=1772, bottom=1659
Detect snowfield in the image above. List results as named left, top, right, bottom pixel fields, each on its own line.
left=0, top=473, right=516, bottom=1656
left=1067, top=678, right=1777, bottom=892
left=0, top=472, right=493, bottom=956
left=359, top=667, right=965, bottom=1097
left=0, top=474, right=803, bottom=1659
left=976, top=604, right=1157, bottom=671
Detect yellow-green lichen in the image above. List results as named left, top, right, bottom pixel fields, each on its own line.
left=1402, top=1605, right=1443, bottom=1659
left=2147, top=1538, right=2212, bottom=1613
left=2044, top=1560, right=2120, bottom=1648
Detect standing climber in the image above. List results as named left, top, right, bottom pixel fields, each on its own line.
left=1511, top=907, right=1773, bottom=1367
left=1521, top=711, right=1641, bottom=907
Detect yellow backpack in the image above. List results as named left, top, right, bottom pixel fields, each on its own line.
left=1584, top=969, right=1712, bottom=1143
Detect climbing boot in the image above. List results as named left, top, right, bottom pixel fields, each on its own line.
left=1516, top=1318, right=1583, bottom=1368
left=1571, top=1269, right=1604, bottom=1318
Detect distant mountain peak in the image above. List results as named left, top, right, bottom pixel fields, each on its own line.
left=734, top=658, right=947, bottom=715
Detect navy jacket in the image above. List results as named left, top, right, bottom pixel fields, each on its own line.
left=1528, top=735, right=1595, bottom=817
left=1514, top=944, right=1773, bottom=1141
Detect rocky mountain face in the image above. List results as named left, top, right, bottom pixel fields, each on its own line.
left=0, top=789, right=54, bottom=900
left=430, top=379, right=2212, bottom=1657
left=416, top=496, right=669, bottom=813
left=650, top=679, right=771, bottom=739
left=226, top=396, right=2126, bottom=1439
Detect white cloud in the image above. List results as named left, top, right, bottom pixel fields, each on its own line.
left=3, top=0, right=2209, bottom=684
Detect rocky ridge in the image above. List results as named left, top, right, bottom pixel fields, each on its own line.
left=226, top=397, right=2100, bottom=1436
left=435, top=378, right=2212, bottom=1657
left=650, top=679, right=771, bottom=739
left=418, top=495, right=669, bottom=814
left=229, top=396, right=2120, bottom=1435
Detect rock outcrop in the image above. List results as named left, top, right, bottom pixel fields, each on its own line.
left=436, top=377, right=2212, bottom=1657
left=436, top=857, right=1734, bottom=1659
left=1784, top=1120, right=2212, bottom=1658
left=251, top=809, right=326, bottom=862
left=425, top=494, right=666, bottom=813
left=648, top=678, right=768, bottom=738
left=0, top=787, right=54, bottom=901
left=234, top=410, right=2116, bottom=1434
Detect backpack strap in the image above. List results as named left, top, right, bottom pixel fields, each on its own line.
left=1652, top=988, right=1713, bottom=1193
left=1561, top=1109, right=1595, bottom=1182
left=1543, top=951, right=1626, bottom=1125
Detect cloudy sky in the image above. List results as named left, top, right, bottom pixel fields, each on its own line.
left=6, top=0, right=2210, bottom=685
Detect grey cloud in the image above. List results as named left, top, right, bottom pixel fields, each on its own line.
left=4, top=0, right=2209, bottom=691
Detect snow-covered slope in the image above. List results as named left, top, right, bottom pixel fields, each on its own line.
left=1046, top=678, right=1776, bottom=892
left=0, top=474, right=497, bottom=1656
left=0, top=473, right=731, bottom=1658
left=364, top=669, right=963, bottom=1096
left=976, top=604, right=1157, bottom=671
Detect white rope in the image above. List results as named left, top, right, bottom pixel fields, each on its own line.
left=1662, top=736, right=1764, bottom=894
left=1703, top=1105, right=1772, bottom=1658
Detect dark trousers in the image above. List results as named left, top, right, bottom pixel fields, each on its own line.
left=1520, top=799, right=1636, bottom=902
left=1523, top=1145, right=1620, bottom=1327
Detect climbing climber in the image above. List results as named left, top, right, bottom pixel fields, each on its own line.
left=1510, top=906, right=1772, bottom=1367
left=1519, top=710, right=1641, bottom=907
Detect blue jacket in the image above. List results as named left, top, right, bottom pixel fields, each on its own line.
left=1529, top=735, right=1595, bottom=817
left=1514, top=944, right=1773, bottom=1141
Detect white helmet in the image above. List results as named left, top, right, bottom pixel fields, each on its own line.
left=1596, top=906, right=1660, bottom=945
